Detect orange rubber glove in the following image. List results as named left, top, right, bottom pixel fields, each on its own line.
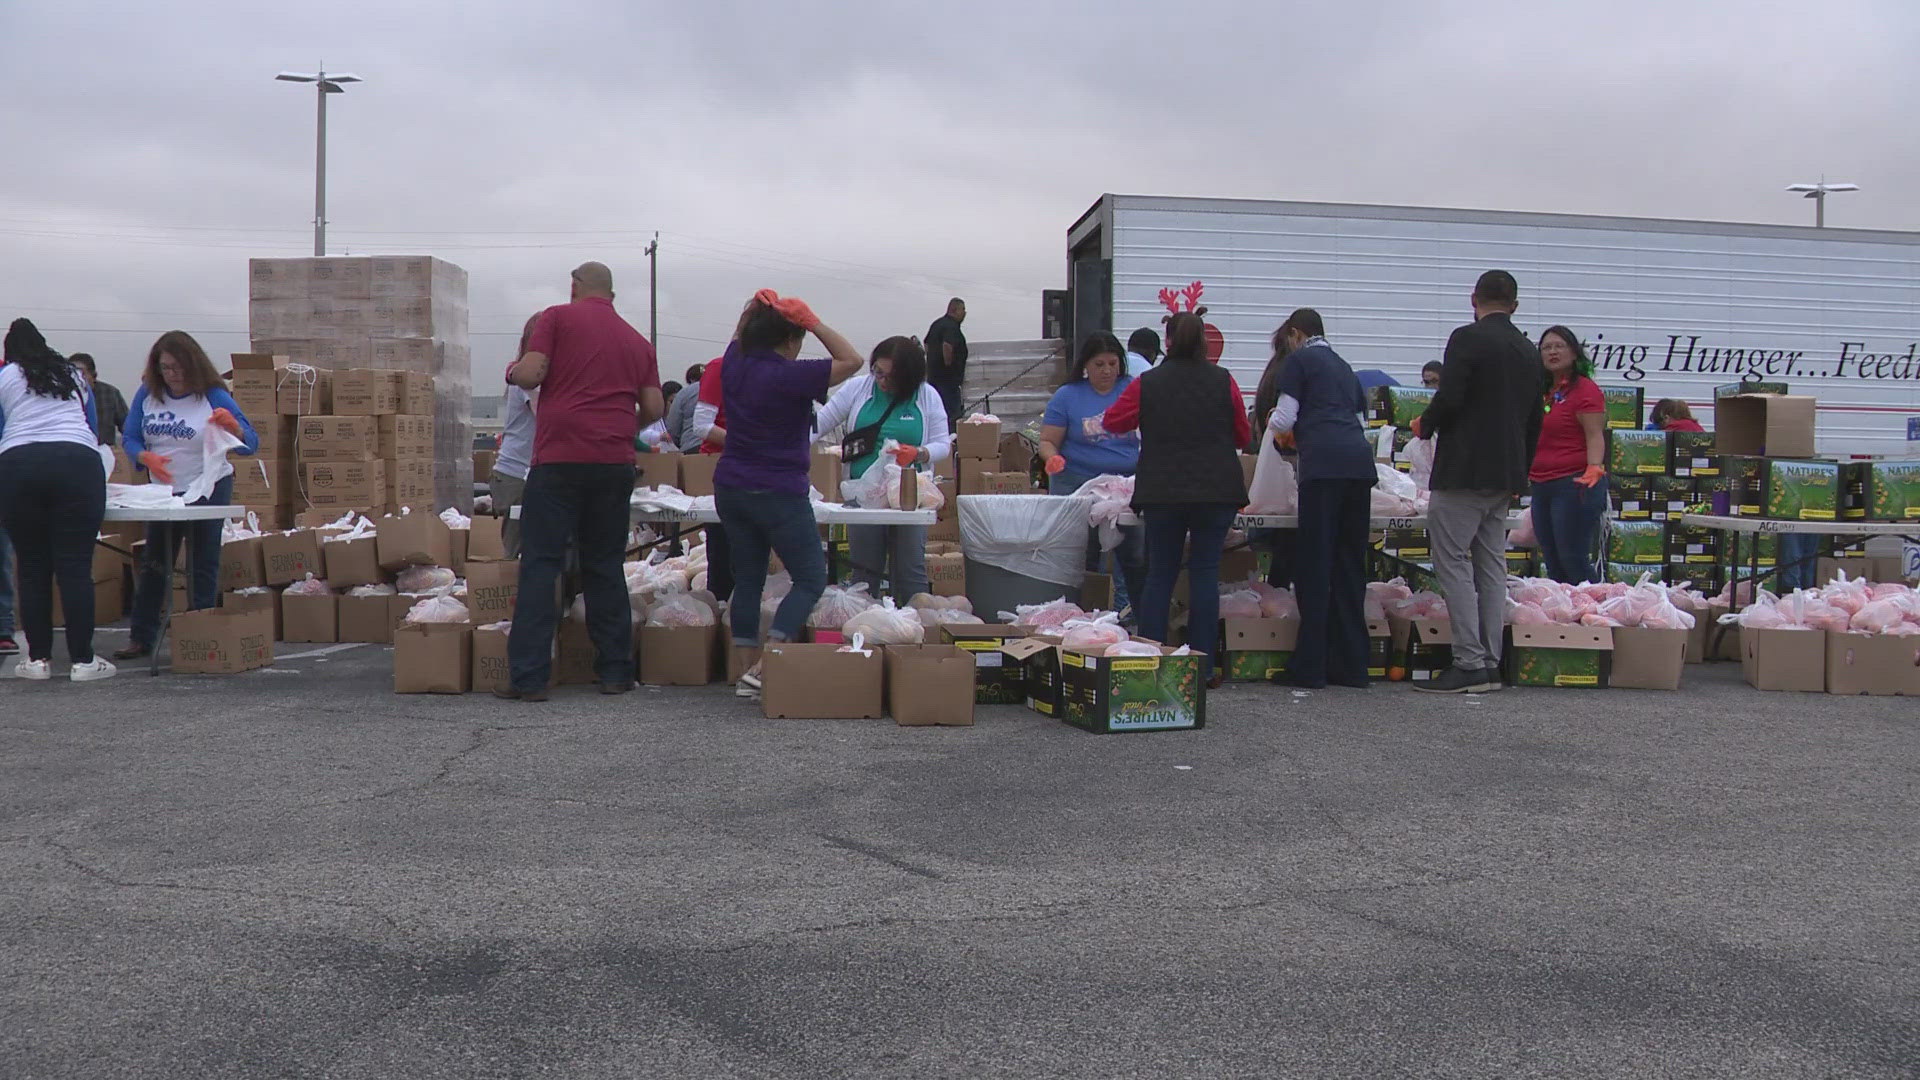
left=138, top=451, right=174, bottom=485
left=769, top=295, right=819, bottom=332
left=208, top=407, right=241, bottom=436
left=1409, top=415, right=1424, bottom=439
left=1045, top=454, right=1067, bottom=475
left=1574, top=464, right=1606, bottom=488
left=893, top=444, right=921, bottom=467
left=1273, top=431, right=1296, bottom=453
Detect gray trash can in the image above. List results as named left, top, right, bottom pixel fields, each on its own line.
left=958, top=494, right=1091, bottom=619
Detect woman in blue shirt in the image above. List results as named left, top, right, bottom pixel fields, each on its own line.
left=114, top=331, right=259, bottom=661
left=1039, top=332, right=1146, bottom=614
left=814, top=336, right=951, bottom=600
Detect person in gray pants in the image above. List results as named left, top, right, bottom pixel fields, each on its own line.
left=1410, top=270, right=1546, bottom=694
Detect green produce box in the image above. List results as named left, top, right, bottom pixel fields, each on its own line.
left=1607, top=562, right=1648, bottom=584
left=1760, top=459, right=1841, bottom=521
left=1720, top=455, right=1768, bottom=515
left=1649, top=475, right=1697, bottom=522
left=1367, top=619, right=1393, bottom=679
left=1600, top=386, right=1644, bottom=430
left=1842, top=461, right=1920, bottom=521
left=1695, top=473, right=1735, bottom=498
left=1002, top=638, right=1063, bottom=717
left=1388, top=616, right=1453, bottom=682
left=1665, top=523, right=1719, bottom=565
left=1665, top=564, right=1722, bottom=595
left=1610, top=477, right=1653, bottom=520
left=1379, top=526, right=1430, bottom=559
left=1058, top=646, right=1206, bottom=734
left=1716, top=381, right=1788, bottom=398
left=1222, top=617, right=1298, bottom=683
left=1609, top=430, right=1670, bottom=476
left=1668, top=430, right=1718, bottom=478
left=1729, top=532, right=1780, bottom=568
left=1505, top=625, right=1613, bottom=688
left=1608, top=520, right=1668, bottom=565
left=1505, top=549, right=1538, bottom=577
left=942, top=624, right=1038, bottom=705
left=1390, top=387, right=1437, bottom=428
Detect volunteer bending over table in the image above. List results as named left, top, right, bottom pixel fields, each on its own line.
left=1039, top=331, right=1145, bottom=616
left=114, top=331, right=258, bottom=662
left=0, top=318, right=113, bottom=681
left=716, top=291, right=864, bottom=698
left=814, top=335, right=949, bottom=600
left=1264, top=309, right=1375, bottom=689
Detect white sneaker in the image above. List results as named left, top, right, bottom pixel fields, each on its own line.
left=70, top=658, right=118, bottom=683
left=13, top=659, right=51, bottom=680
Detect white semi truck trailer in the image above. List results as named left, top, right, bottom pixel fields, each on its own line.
left=1065, top=195, right=1920, bottom=456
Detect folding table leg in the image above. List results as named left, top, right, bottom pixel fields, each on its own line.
left=152, top=524, right=174, bottom=677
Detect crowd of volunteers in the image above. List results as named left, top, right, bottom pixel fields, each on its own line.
left=1, top=259, right=1648, bottom=700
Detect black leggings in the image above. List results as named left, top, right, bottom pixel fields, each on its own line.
left=0, top=441, right=107, bottom=663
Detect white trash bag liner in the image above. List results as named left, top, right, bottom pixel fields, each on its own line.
left=958, top=494, right=1092, bottom=588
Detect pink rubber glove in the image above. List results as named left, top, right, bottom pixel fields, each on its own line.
left=208, top=407, right=241, bottom=436
left=138, top=451, right=174, bottom=485
left=1045, top=454, right=1067, bottom=476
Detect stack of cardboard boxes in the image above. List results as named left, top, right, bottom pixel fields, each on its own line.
left=954, top=419, right=1031, bottom=496
left=247, top=255, right=473, bottom=511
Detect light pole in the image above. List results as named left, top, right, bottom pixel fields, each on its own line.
left=1786, top=180, right=1858, bottom=228
left=276, top=68, right=363, bottom=256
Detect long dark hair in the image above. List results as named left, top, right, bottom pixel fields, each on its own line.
left=4, top=318, right=81, bottom=400
left=1072, top=331, right=1126, bottom=382
left=1164, top=311, right=1209, bottom=362
left=871, top=335, right=926, bottom=406
left=1540, top=325, right=1592, bottom=380
left=143, top=330, right=222, bottom=399
left=739, top=304, right=805, bottom=354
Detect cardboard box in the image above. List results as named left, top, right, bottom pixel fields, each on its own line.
left=1370, top=385, right=1435, bottom=429
left=295, top=415, right=379, bottom=462
left=318, top=535, right=383, bottom=588
left=634, top=450, right=681, bottom=490
left=397, top=372, right=435, bottom=416
left=1388, top=616, right=1453, bottom=682
left=1740, top=626, right=1826, bottom=692
left=1367, top=617, right=1393, bottom=679
left=1607, top=520, right=1667, bottom=566
left=230, top=456, right=291, bottom=508
left=968, top=471, right=1032, bottom=496
left=638, top=623, right=721, bottom=686
left=1667, top=430, right=1718, bottom=478
left=169, top=606, right=275, bottom=674
left=473, top=449, right=497, bottom=480
left=1665, top=523, right=1719, bottom=566
left=1748, top=459, right=1841, bottom=521
left=375, top=512, right=452, bottom=571
left=1608, top=430, right=1669, bottom=476
left=260, top=530, right=324, bottom=586
left=678, top=452, right=719, bottom=497
left=50, top=577, right=123, bottom=628
left=1608, top=627, right=1688, bottom=690
left=999, top=431, right=1034, bottom=474
left=219, top=588, right=282, bottom=641
left=394, top=622, right=472, bottom=694
left=276, top=369, right=333, bottom=416
left=1609, top=477, right=1653, bottom=521
left=1222, top=617, right=1299, bottom=682
left=385, top=459, right=435, bottom=509
left=760, top=642, right=885, bottom=719
left=883, top=644, right=977, bottom=726
left=955, top=419, right=1002, bottom=458
left=940, top=624, right=1034, bottom=704
left=1649, top=475, right=1697, bottom=522
left=1825, top=632, right=1920, bottom=697
left=1380, top=526, right=1430, bottom=560
left=335, top=593, right=396, bottom=644
left=470, top=624, right=511, bottom=694
left=1506, top=625, right=1614, bottom=688
left=280, top=591, right=338, bottom=643
left=377, top=415, right=435, bottom=459
left=217, top=536, right=266, bottom=591
left=331, top=369, right=399, bottom=415
left=555, top=618, right=597, bottom=685
left=464, top=561, right=519, bottom=624
left=1058, top=645, right=1206, bottom=734
left=303, top=460, right=386, bottom=510
left=466, top=515, right=506, bottom=562
left=1714, top=394, right=1816, bottom=458
left=1080, top=572, right=1113, bottom=612
left=1600, top=386, right=1644, bottom=431
left=1842, top=461, right=1920, bottom=521
left=927, top=551, right=966, bottom=597
left=230, top=351, right=289, bottom=386
left=809, top=449, right=842, bottom=502
left=1002, top=637, right=1063, bottom=716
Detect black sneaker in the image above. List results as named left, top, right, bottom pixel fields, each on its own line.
left=1413, top=665, right=1492, bottom=694
left=494, top=686, right=550, bottom=703
left=599, top=680, right=636, bottom=695
left=1480, top=668, right=1506, bottom=692
left=0, top=636, right=17, bottom=656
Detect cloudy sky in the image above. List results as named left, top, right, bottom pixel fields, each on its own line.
left=3, top=0, right=1916, bottom=390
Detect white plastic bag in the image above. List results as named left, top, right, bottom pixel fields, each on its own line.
left=809, top=583, right=876, bottom=628
left=1245, top=435, right=1297, bottom=514
left=842, top=598, right=924, bottom=645
left=1104, top=640, right=1164, bottom=657
left=1370, top=464, right=1419, bottom=517
left=646, top=592, right=719, bottom=628
left=438, top=507, right=472, bottom=530
left=960, top=494, right=1093, bottom=587
left=998, top=598, right=1087, bottom=631
left=1060, top=613, right=1128, bottom=653
left=183, top=423, right=244, bottom=504
left=283, top=574, right=331, bottom=597
left=1081, top=474, right=1136, bottom=551
left=1406, top=435, right=1437, bottom=493
left=404, top=595, right=470, bottom=624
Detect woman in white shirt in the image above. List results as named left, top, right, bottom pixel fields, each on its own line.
left=0, top=318, right=113, bottom=681
left=813, top=336, right=951, bottom=600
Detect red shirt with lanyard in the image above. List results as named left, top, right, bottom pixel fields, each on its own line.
left=1529, top=373, right=1604, bottom=483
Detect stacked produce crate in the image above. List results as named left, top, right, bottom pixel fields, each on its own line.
left=247, top=255, right=473, bottom=511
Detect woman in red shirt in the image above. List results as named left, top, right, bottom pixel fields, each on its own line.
left=1528, top=326, right=1608, bottom=583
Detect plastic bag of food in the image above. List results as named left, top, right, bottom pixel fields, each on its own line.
left=1406, top=434, right=1437, bottom=493
left=917, top=606, right=985, bottom=628
left=1060, top=613, right=1128, bottom=653
left=347, top=583, right=397, bottom=597
left=396, top=566, right=457, bottom=594
left=998, top=599, right=1086, bottom=631
left=646, top=592, right=719, bottom=628
left=438, top=507, right=472, bottom=530
left=1508, top=601, right=1552, bottom=626
left=1105, top=640, right=1164, bottom=657
left=1082, top=473, right=1136, bottom=551
left=404, top=595, right=469, bottom=624
left=1218, top=589, right=1263, bottom=620
left=1367, top=579, right=1413, bottom=605
left=843, top=598, right=924, bottom=645
left=1849, top=598, right=1908, bottom=634
left=809, top=583, right=876, bottom=628
left=1244, top=434, right=1297, bottom=515
left=963, top=412, right=1001, bottom=424
left=1822, top=572, right=1872, bottom=616
left=1260, top=589, right=1299, bottom=619
left=283, top=574, right=331, bottom=597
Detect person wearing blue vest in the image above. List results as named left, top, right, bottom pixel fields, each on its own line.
left=815, top=336, right=951, bottom=600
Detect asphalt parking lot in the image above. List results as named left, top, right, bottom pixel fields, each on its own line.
left=3, top=632, right=1917, bottom=1079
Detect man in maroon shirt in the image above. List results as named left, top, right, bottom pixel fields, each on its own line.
left=500, top=261, right=663, bottom=700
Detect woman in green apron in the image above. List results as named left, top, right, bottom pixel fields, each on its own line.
left=814, top=336, right=952, bottom=600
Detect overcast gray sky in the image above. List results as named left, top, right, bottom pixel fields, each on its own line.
left=2, top=0, right=1915, bottom=390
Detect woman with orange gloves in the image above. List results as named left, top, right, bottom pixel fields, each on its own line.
left=1038, top=332, right=1145, bottom=615
left=813, top=335, right=950, bottom=600
left=115, top=331, right=259, bottom=661
left=1527, top=325, right=1608, bottom=584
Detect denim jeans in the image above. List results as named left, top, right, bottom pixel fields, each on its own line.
left=0, top=522, right=13, bottom=637
left=1050, top=468, right=1145, bottom=616
left=507, top=462, right=637, bottom=690
left=129, top=474, right=233, bottom=648
left=1777, top=533, right=1821, bottom=591
left=1529, top=475, right=1607, bottom=584
left=1288, top=478, right=1373, bottom=688
left=1137, top=503, right=1238, bottom=680
left=715, top=486, right=827, bottom=647
left=0, top=442, right=106, bottom=661
left=848, top=524, right=929, bottom=601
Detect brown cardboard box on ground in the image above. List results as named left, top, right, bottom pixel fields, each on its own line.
left=761, top=642, right=884, bottom=718
left=321, top=535, right=384, bottom=588
left=375, top=512, right=452, bottom=571
left=678, top=453, right=719, bottom=497
left=332, top=369, right=400, bottom=415
left=260, top=530, right=324, bottom=585
left=303, top=460, right=386, bottom=510
left=1741, top=627, right=1826, bottom=692
left=809, top=449, right=842, bottom=502
left=1608, top=627, right=1688, bottom=690
left=883, top=645, right=976, bottom=726
left=555, top=618, right=598, bottom=685
left=955, top=419, right=1001, bottom=458
left=336, top=593, right=396, bottom=644
left=466, top=516, right=506, bottom=562
left=634, top=451, right=681, bottom=490
left=449, top=528, right=469, bottom=574
left=394, top=623, right=472, bottom=694
left=281, top=591, right=338, bottom=643
left=169, top=606, right=275, bottom=674
left=1713, top=394, right=1816, bottom=457
left=639, top=623, right=722, bottom=686
left=464, top=561, right=519, bottom=624
left=217, top=536, right=266, bottom=591
left=220, top=588, right=282, bottom=640
left=471, top=624, right=511, bottom=694
left=955, top=456, right=998, bottom=494
left=295, top=416, right=379, bottom=461
left=1825, top=632, right=1920, bottom=696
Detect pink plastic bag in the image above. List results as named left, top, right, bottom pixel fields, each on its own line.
left=1060, top=614, right=1128, bottom=653
left=1260, top=591, right=1299, bottom=619
left=1508, top=601, right=1551, bottom=626
left=1850, top=599, right=1907, bottom=634
left=1219, top=590, right=1263, bottom=620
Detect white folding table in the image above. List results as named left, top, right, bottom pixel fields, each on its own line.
left=101, top=505, right=247, bottom=675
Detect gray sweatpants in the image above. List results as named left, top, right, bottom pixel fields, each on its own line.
left=1427, top=489, right=1512, bottom=671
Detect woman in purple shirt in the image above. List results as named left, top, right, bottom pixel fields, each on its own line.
left=715, top=291, right=864, bottom=697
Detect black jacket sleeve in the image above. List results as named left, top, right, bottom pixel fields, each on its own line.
left=1419, top=325, right=1475, bottom=436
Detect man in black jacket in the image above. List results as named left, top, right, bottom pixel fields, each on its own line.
left=1411, top=270, right=1544, bottom=694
